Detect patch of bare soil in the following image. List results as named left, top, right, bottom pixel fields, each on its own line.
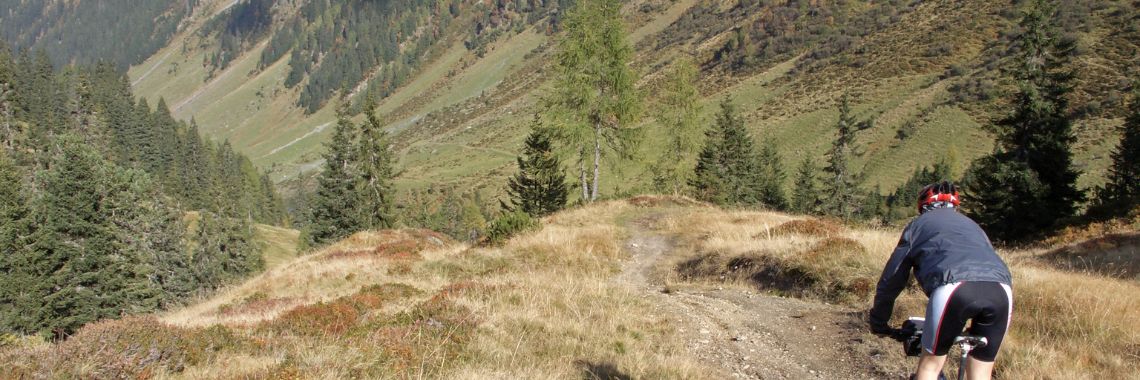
left=618, top=214, right=911, bottom=379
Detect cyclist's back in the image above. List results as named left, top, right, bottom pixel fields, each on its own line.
left=869, top=182, right=1013, bottom=380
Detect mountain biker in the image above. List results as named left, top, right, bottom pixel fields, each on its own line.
left=869, top=181, right=1013, bottom=380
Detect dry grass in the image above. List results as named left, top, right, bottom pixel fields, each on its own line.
left=659, top=206, right=1140, bottom=379
left=0, top=201, right=706, bottom=379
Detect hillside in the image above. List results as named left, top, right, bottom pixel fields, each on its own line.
left=120, top=0, right=1137, bottom=203
left=2, top=197, right=1136, bottom=378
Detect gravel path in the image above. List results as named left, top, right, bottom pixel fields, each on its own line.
left=618, top=213, right=908, bottom=379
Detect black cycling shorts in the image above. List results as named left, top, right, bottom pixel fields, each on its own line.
left=922, top=281, right=1012, bottom=362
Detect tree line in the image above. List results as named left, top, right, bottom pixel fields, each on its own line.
left=0, top=0, right=195, bottom=71
left=0, top=43, right=283, bottom=338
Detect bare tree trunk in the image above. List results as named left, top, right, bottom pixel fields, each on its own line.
left=579, top=149, right=589, bottom=202
left=591, top=125, right=601, bottom=202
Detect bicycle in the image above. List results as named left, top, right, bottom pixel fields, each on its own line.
left=892, top=317, right=988, bottom=380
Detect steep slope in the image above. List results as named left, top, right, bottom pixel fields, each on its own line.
left=3, top=198, right=1135, bottom=378
left=125, top=0, right=1136, bottom=200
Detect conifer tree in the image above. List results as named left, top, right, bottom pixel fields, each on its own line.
left=652, top=58, right=702, bottom=195
left=550, top=0, right=641, bottom=203
left=757, top=140, right=788, bottom=210
left=1092, top=83, right=1140, bottom=217
left=690, top=98, right=777, bottom=207
left=504, top=117, right=569, bottom=217
left=964, top=0, right=1083, bottom=240
left=307, top=103, right=362, bottom=244
left=0, top=150, right=31, bottom=331
left=792, top=155, right=821, bottom=214
left=821, top=94, right=863, bottom=219
left=355, top=100, right=394, bottom=229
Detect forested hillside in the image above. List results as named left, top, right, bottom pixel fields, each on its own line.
left=0, top=43, right=286, bottom=338
left=110, top=0, right=1136, bottom=214
left=0, top=0, right=196, bottom=70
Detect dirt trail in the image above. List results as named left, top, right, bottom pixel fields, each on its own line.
left=618, top=214, right=904, bottom=379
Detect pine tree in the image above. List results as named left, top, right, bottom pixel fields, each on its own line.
left=0, top=150, right=32, bottom=332
left=651, top=57, right=702, bottom=195
left=550, top=0, right=641, bottom=203
left=355, top=100, right=394, bottom=229
left=964, top=0, right=1083, bottom=240
left=690, top=98, right=777, bottom=207
left=1092, top=83, right=1140, bottom=217
left=791, top=155, right=821, bottom=214
left=504, top=118, right=569, bottom=217
left=821, top=94, right=863, bottom=219
left=757, top=140, right=788, bottom=210
left=307, top=104, right=362, bottom=244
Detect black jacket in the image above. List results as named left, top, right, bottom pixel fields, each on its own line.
left=868, top=208, right=1012, bottom=330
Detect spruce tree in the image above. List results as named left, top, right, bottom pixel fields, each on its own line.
left=355, top=100, right=395, bottom=229
left=0, top=150, right=31, bottom=332
left=1092, top=83, right=1140, bottom=217
left=652, top=57, right=702, bottom=195
left=550, top=0, right=641, bottom=203
left=791, top=155, right=821, bottom=215
left=690, top=98, right=777, bottom=207
left=821, top=94, right=863, bottom=219
left=757, top=140, right=788, bottom=210
left=964, top=0, right=1083, bottom=240
left=308, top=104, right=362, bottom=244
left=504, top=118, right=569, bottom=217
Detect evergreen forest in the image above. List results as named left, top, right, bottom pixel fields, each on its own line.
left=0, top=43, right=285, bottom=338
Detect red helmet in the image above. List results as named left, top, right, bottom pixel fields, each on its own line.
left=918, top=181, right=959, bottom=214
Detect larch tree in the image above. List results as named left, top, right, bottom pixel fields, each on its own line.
left=652, top=57, right=703, bottom=196
left=548, top=0, right=641, bottom=203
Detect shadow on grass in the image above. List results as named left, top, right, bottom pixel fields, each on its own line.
left=577, top=360, right=632, bottom=380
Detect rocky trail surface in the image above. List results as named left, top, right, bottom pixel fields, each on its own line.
left=617, top=214, right=908, bottom=379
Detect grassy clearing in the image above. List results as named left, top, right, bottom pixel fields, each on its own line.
left=1, top=201, right=707, bottom=379
left=656, top=205, right=1140, bottom=379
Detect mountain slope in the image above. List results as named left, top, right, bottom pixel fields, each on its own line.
left=123, top=0, right=1135, bottom=201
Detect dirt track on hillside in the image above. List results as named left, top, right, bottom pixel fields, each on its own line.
left=618, top=214, right=909, bottom=379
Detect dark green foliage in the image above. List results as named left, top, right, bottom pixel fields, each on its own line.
left=691, top=98, right=784, bottom=208
left=307, top=107, right=362, bottom=245
left=356, top=101, right=395, bottom=230
left=0, top=0, right=193, bottom=70
left=504, top=121, right=569, bottom=217
left=791, top=155, right=822, bottom=215
left=821, top=94, right=864, bottom=220
left=187, top=212, right=262, bottom=294
left=884, top=161, right=954, bottom=221
left=307, top=100, right=398, bottom=245
left=485, top=210, right=538, bottom=246
left=0, top=42, right=278, bottom=337
left=963, top=154, right=1047, bottom=241
left=964, top=0, right=1084, bottom=240
left=202, top=0, right=274, bottom=71
left=1091, top=84, right=1140, bottom=217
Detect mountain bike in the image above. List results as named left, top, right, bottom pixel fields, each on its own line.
left=893, top=317, right=988, bottom=380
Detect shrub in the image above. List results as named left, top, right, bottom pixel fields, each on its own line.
left=768, top=218, right=843, bottom=237
left=485, top=210, right=539, bottom=246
